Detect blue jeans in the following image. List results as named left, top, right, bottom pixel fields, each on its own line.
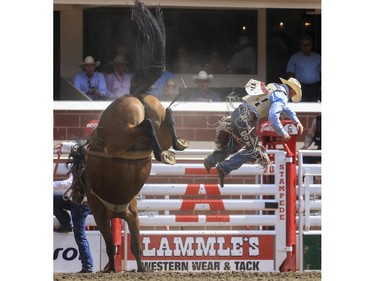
left=206, top=103, right=260, bottom=175
left=54, top=191, right=93, bottom=272
left=220, top=148, right=258, bottom=176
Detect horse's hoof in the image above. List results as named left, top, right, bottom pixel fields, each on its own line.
left=161, top=150, right=176, bottom=165
left=174, top=138, right=189, bottom=151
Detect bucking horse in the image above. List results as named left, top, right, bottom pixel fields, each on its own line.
left=66, top=0, right=189, bottom=272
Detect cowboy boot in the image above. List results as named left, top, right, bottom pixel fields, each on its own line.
left=215, top=164, right=226, bottom=187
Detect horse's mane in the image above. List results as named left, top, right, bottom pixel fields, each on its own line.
left=66, top=139, right=89, bottom=176
left=64, top=138, right=90, bottom=204
left=130, top=0, right=166, bottom=98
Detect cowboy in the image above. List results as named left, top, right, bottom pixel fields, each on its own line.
left=185, top=70, right=222, bottom=102
left=204, top=77, right=304, bottom=187
left=73, top=56, right=108, bottom=100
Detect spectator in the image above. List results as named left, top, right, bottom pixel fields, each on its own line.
left=286, top=35, right=321, bottom=102
left=148, top=69, right=176, bottom=99
left=300, top=114, right=321, bottom=163
left=227, top=35, right=256, bottom=74
left=115, top=45, right=133, bottom=72
left=53, top=120, right=98, bottom=273
left=73, top=56, right=108, bottom=100
left=184, top=71, right=221, bottom=102
left=160, top=77, right=179, bottom=101
left=171, top=46, right=199, bottom=73
left=203, top=50, right=227, bottom=74
left=203, top=78, right=304, bottom=187
left=106, top=54, right=132, bottom=100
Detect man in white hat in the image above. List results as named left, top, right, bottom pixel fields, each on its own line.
left=73, top=56, right=108, bottom=100
left=185, top=71, right=221, bottom=102
left=105, top=54, right=132, bottom=100
left=203, top=77, right=304, bottom=187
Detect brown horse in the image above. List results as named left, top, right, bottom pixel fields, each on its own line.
left=67, top=1, right=188, bottom=272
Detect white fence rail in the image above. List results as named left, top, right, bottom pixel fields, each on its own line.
left=53, top=148, right=321, bottom=272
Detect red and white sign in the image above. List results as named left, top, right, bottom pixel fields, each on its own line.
left=126, top=234, right=275, bottom=272
left=259, top=120, right=298, bottom=136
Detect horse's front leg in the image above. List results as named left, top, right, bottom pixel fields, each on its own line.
left=88, top=198, right=116, bottom=272
left=124, top=198, right=145, bottom=272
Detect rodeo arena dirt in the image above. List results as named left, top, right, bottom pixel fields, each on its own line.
left=53, top=271, right=321, bottom=281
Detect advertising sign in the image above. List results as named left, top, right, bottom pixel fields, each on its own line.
left=53, top=231, right=103, bottom=273
left=126, top=233, right=275, bottom=272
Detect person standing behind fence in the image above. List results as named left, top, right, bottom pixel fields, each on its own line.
left=53, top=120, right=98, bottom=273
left=53, top=174, right=93, bottom=273
left=106, top=54, right=132, bottom=100
left=286, top=35, right=321, bottom=102
left=73, top=56, right=108, bottom=100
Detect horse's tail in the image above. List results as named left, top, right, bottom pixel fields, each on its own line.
left=130, top=0, right=166, bottom=99
left=65, top=139, right=90, bottom=204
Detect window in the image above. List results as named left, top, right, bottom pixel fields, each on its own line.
left=83, top=7, right=258, bottom=75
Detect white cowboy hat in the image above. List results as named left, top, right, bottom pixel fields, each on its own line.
left=193, top=71, right=213, bottom=82
left=110, top=54, right=125, bottom=65
left=79, top=56, right=101, bottom=68
left=279, top=77, right=302, bottom=103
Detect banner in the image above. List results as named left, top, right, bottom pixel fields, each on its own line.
left=53, top=231, right=102, bottom=273
left=126, top=233, right=275, bottom=272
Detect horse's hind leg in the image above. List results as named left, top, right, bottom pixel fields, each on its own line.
left=165, top=107, right=189, bottom=150
left=124, top=198, right=144, bottom=272
left=138, top=118, right=176, bottom=164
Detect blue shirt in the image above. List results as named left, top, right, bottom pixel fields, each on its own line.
left=286, top=51, right=321, bottom=84
left=73, top=71, right=107, bottom=99
left=268, top=84, right=300, bottom=136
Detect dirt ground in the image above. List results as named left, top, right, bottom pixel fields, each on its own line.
left=53, top=271, right=321, bottom=281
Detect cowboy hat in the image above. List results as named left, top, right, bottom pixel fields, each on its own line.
left=279, top=77, right=302, bottom=103
left=193, top=71, right=213, bottom=82
left=109, top=54, right=125, bottom=65
left=79, top=56, right=101, bottom=68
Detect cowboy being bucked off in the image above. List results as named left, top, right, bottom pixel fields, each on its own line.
left=204, top=77, right=304, bottom=187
